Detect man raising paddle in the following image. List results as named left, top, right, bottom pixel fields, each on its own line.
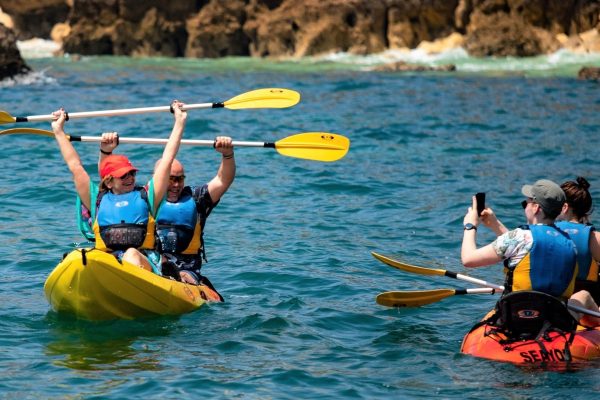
left=101, top=134, right=235, bottom=300
left=154, top=137, right=234, bottom=298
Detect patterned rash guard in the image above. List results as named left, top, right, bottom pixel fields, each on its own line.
left=491, top=224, right=577, bottom=299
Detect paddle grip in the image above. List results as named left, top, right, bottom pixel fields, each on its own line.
left=212, top=103, right=224, bottom=108
left=445, top=271, right=458, bottom=279
left=16, top=117, right=28, bottom=122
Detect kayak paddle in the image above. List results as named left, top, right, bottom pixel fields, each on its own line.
left=0, top=128, right=350, bottom=162
left=376, top=288, right=497, bottom=308
left=372, top=252, right=600, bottom=318
left=371, top=251, right=503, bottom=290
left=0, top=88, right=300, bottom=124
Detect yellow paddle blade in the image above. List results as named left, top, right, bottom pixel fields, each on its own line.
left=0, top=111, right=17, bottom=124
left=371, top=252, right=447, bottom=277
left=376, top=289, right=455, bottom=308
left=223, top=88, right=300, bottom=109
left=0, top=127, right=55, bottom=137
left=274, top=132, right=350, bottom=162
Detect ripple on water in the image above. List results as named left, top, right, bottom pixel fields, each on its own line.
left=2, top=59, right=600, bottom=398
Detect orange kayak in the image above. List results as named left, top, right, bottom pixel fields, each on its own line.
left=460, top=311, right=600, bottom=366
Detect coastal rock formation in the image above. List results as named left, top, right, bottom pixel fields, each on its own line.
left=372, top=61, right=456, bottom=72
left=461, top=0, right=600, bottom=56
left=185, top=1, right=249, bottom=58
left=0, top=0, right=69, bottom=40
left=578, top=66, right=600, bottom=81
left=464, top=13, right=557, bottom=57
left=0, top=0, right=599, bottom=61
left=386, top=0, right=459, bottom=50
left=244, top=0, right=389, bottom=57
left=62, top=0, right=193, bottom=56
left=0, top=23, right=30, bottom=80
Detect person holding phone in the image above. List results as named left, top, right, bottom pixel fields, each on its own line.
left=461, top=179, right=600, bottom=326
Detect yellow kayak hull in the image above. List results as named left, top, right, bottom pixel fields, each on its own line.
left=44, top=249, right=208, bottom=321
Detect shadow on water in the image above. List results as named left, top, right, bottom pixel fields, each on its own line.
left=43, top=312, right=181, bottom=372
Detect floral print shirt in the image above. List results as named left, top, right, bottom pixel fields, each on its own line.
left=491, top=227, right=534, bottom=268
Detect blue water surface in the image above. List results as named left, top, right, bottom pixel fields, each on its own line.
left=0, top=56, right=599, bottom=399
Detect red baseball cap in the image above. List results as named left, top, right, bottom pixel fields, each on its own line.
left=100, top=155, right=138, bottom=179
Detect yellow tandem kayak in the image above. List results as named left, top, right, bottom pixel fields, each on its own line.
left=44, top=248, right=213, bottom=321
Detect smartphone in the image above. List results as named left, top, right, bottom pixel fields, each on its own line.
left=476, top=192, right=486, bottom=216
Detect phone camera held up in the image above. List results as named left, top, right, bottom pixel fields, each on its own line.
left=475, top=192, right=486, bottom=216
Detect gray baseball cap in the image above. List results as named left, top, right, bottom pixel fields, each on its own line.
left=521, top=179, right=566, bottom=217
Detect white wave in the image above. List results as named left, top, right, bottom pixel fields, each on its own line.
left=17, top=38, right=61, bottom=59
left=310, top=47, right=600, bottom=73
left=313, top=47, right=468, bottom=66
left=0, top=68, right=57, bottom=88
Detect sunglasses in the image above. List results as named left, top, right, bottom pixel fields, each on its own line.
left=521, top=199, right=536, bottom=209
left=169, top=175, right=186, bottom=183
left=116, top=170, right=136, bottom=180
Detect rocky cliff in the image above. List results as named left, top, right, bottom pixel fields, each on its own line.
left=1, top=0, right=600, bottom=79
left=0, top=22, right=29, bottom=80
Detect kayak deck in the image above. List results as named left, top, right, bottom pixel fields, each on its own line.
left=44, top=248, right=210, bottom=320
left=460, top=312, right=600, bottom=366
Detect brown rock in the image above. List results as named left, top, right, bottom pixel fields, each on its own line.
left=244, top=0, right=388, bottom=57
left=0, top=23, right=30, bottom=80
left=50, top=22, right=70, bottom=44
left=62, top=0, right=191, bottom=56
left=186, top=0, right=249, bottom=58
left=0, top=0, right=69, bottom=40
left=2, top=0, right=598, bottom=59
left=578, top=66, right=600, bottom=81
left=386, top=0, right=459, bottom=49
left=464, top=12, right=559, bottom=56
left=372, top=60, right=456, bottom=72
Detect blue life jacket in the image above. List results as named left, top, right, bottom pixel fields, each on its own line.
left=505, top=224, right=577, bottom=300
left=556, top=221, right=598, bottom=282
left=93, top=186, right=156, bottom=251
left=155, top=187, right=202, bottom=255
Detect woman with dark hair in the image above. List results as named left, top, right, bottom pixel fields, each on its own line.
left=557, top=177, right=600, bottom=304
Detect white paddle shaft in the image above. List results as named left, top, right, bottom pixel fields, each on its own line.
left=23, top=103, right=216, bottom=122
left=73, top=135, right=269, bottom=148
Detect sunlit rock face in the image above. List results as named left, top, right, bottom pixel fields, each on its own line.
left=1, top=0, right=599, bottom=58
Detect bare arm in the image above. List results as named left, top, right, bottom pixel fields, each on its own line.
left=207, top=136, right=235, bottom=203
left=51, top=108, right=91, bottom=209
left=153, top=100, right=187, bottom=210
left=97, top=132, right=119, bottom=171
left=590, top=230, right=600, bottom=263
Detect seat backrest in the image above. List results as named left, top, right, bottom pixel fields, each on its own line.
left=495, top=291, right=577, bottom=339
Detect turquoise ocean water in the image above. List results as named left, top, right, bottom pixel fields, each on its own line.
left=1, top=48, right=600, bottom=398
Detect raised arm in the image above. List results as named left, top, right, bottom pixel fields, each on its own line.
left=152, top=100, right=187, bottom=210
left=97, top=131, right=120, bottom=171
left=51, top=108, right=91, bottom=210
left=207, top=136, right=236, bottom=203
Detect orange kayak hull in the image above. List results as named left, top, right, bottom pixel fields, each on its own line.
left=460, top=312, right=600, bottom=365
